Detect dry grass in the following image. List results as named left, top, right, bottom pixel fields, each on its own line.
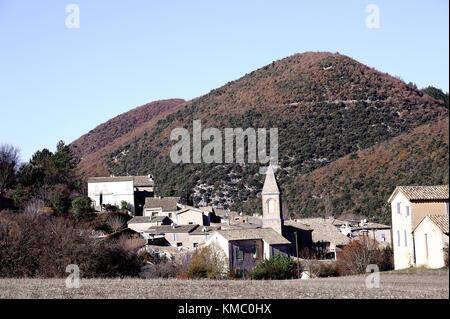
left=0, top=269, right=448, bottom=299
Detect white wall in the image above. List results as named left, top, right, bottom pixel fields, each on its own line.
left=88, top=181, right=135, bottom=213
left=391, top=192, right=414, bottom=270
left=176, top=209, right=205, bottom=225
left=206, top=233, right=231, bottom=259
left=414, top=217, right=448, bottom=269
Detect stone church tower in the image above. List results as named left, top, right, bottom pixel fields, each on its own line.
left=262, top=164, right=284, bottom=235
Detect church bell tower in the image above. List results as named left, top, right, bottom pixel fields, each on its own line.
left=262, top=164, right=283, bottom=235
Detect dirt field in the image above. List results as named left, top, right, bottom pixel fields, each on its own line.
left=0, top=269, right=448, bottom=299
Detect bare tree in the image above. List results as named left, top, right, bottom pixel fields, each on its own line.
left=106, top=215, right=127, bottom=233
left=0, top=144, right=20, bottom=194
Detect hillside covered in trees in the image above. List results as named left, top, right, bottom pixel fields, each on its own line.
left=72, top=52, right=449, bottom=223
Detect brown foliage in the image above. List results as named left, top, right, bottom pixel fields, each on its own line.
left=337, top=240, right=393, bottom=276
left=187, top=245, right=226, bottom=279
left=0, top=212, right=142, bottom=278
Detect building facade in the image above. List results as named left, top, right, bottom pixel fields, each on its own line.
left=388, top=185, right=449, bottom=270
left=414, top=215, right=449, bottom=269
left=88, top=175, right=155, bottom=215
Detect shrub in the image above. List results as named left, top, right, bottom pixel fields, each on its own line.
left=72, top=196, right=93, bottom=219
left=0, top=211, right=144, bottom=278
left=120, top=201, right=129, bottom=211
left=337, top=240, right=393, bottom=276
left=378, top=245, right=394, bottom=271
left=46, top=184, right=71, bottom=214
left=250, top=254, right=296, bottom=280
left=316, top=262, right=340, bottom=278
left=106, top=215, right=127, bottom=233
left=140, top=260, right=181, bottom=279
left=92, top=237, right=142, bottom=278
left=187, top=245, right=226, bottom=279
left=103, top=204, right=118, bottom=213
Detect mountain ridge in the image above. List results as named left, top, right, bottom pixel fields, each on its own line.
left=72, top=51, right=449, bottom=222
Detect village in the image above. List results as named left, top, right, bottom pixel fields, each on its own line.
left=87, top=165, right=449, bottom=276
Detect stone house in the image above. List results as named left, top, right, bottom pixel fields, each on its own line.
left=388, top=185, right=449, bottom=270
left=143, top=197, right=180, bottom=219
left=289, top=218, right=350, bottom=260
left=206, top=228, right=291, bottom=273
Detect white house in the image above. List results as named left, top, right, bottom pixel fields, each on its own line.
left=413, top=215, right=449, bottom=269
left=388, top=185, right=449, bottom=270
left=88, top=175, right=155, bottom=215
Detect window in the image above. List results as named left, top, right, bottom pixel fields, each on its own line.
left=381, top=233, right=386, bottom=242
left=236, top=249, right=244, bottom=261
left=177, top=243, right=183, bottom=247
left=397, top=203, right=401, bottom=215
left=405, top=206, right=410, bottom=217
left=193, top=243, right=199, bottom=248
left=397, top=230, right=401, bottom=247
left=404, top=230, right=408, bottom=247
left=267, top=199, right=276, bottom=214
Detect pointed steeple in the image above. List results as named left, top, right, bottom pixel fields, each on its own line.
left=262, top=164, right=280, bottom=194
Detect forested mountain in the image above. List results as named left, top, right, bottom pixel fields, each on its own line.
left=73, top=52, right=449, bottom=223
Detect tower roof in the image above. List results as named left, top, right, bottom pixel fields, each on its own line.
left=262, top=164, right=280, bottom=194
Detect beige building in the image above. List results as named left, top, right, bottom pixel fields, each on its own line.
left=143, top=197, right=180, bottom=219
left=414, top=215, right=449, bottom=269
left=145, top=225, right=217, bottom=248
left=127, top=216, right=172, bottom=232
left=388, top=185, right=449, bottom=270
left=175, top=206, right=210, bottom=226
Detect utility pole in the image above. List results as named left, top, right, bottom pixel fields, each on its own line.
left=294, top=231, right=301, bottom=279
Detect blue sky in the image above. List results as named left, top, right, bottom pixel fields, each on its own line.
left=0, top=0, right=448, bottom=162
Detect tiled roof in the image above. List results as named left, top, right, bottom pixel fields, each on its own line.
left=144, top=197, right=180, bottom=211
left=88, top=176, right=134, bottom=183
left=176, top=205, right=206, bottom=215
left=128, top=216, right=170, bottom=224
left=284, top=220, right=313, bottom=231
left=389, top=185, right=449, bottom=202
left=190, top=226, right=221, bottom=235
left=216, top=228, right=291, bottom=245
left=87, top=175, right=155, bottom=187
left=427, top=215, right=449, bottom=234
left=133, top=176, right=155, bottom=187
left=128, top=216, right=152, bottom=224
left=296, top=218, right=351, bottom=246
left=360, top=222, right=391, bottom=230
left=147, top=224, right=199, bottom=234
